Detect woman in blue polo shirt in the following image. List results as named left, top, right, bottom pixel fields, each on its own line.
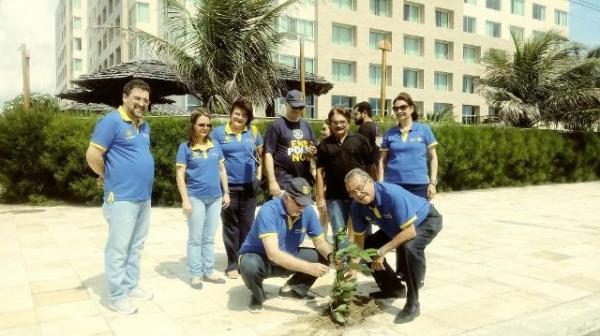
left=176, top=109, right=230, bottom=289
left=211, top=98, right=263, bottom=279
left=379, top=92, right=438, bottom=200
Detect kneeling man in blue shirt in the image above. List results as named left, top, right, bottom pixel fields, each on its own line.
left=345, top=168, right=442, bottom=324
left=239, top=178, right=333, bottom=313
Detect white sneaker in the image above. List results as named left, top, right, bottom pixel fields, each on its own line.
left=109, top=299, right=137, bottom=315
left=128, top=287, right=153, bottom=301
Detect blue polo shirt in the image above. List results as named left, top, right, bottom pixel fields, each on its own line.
left=381, top=122, right=437, bottom=185
left=211, top=123, right=263, bottom=184
left=240, top=198, right=324, bottom=256
left=176, top=140, right=224, bottom=199
left=90, top=107, right=154, bottom=202
left=351, top=182, right=430, bottom=238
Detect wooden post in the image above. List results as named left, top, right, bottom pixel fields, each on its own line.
left=378, top=40, right=391, bottom=117
left=299, top=35, right=306, bottom=99
left=21, top=44, right=31, bottom=112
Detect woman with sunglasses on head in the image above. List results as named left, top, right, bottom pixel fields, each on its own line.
left=378, top=92, right=439, bottom=288
left=211, top=98, right=263, bottom=279
left=176, top=108, right=230, bottom=289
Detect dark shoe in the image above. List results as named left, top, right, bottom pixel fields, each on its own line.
left=369, top=286, right=406, bottom=299
left=278, top=288, right=315, bottom=301
left=394, top=303, right=420, bottom=324
left=248, top=297, right=263, bottom=314
left=203, top=275, right=226, bottom=284
left=190, top=276, right=203, bottom=289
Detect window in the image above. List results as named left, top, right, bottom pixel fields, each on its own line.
left=464, top=0, right=476, bottom=5
left=332, top=24, right=355, bottom=46
left=463, top=75, right=478, bottom=93
left=403, top=68, right=423, bottom=89
left=511, top=0, right=524, bottom=16
left=434, top=103, right=453, bottom=115
left=369, top=98, right=392, bottom=116
left=73, top=58, right=83, bottom=72
left=434, top=72, right=452, bottom=91
left=137, top=2, right=150, bottom=23
left=73, top=38, right=82, bottom=51
left=463, top=45, right=480, bottom=64
left=300, top=0, right=314, bottom=6
left=116, top=47, right=122, bottom=64
left=333, top=0, right=354, bottom=10
left=370, top=0, right=390, bottom=17
left=436, top=9, right=451, bottom=28
left=304, top=95, right=315, bottom=118
left=435, top=41, right=451, bottom=60
left=486, top=0, right=500, bottom=10
left=533, top=4, right=545, bottom=21
left=462, top=105, right=479, bottom=124
left=485, top=21, right=501, bottom=38
left=73, top=17, right=82, bottom=30
left=331, top=95, right=355, bottom=109
left=404, top=3, right=422, bottom=23
left=404, top=35, right=423, bottom=56
left=278, top=54, right=315, bottom=74
left=532, top=30, right=545, bottom=39
left=72, top=0, right=81, bottom=9
left=332, top=60, right=354, bottom=82
left=510, top=26, right=524, bottom=42
left=369, top=64, right=392, bottom=86
left=280, top=17, right=314, bottom=41
left=369, top=30, right=390, bottom=50
left=555, top=10, right=567, bottom=26
left=464, top=16, right=476, bottom=33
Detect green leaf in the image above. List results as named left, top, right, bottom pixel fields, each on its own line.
left=332, top=304, right=348, bottom=313
left=333, top=311, right=346, bottom=324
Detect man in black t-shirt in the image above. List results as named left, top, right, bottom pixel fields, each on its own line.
left=354, top=101, right=382, bottom=169
left=264, top=90, right=317, bottom=196
left=316, top=107, right=377, bottom=239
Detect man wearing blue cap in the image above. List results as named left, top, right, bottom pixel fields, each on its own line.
left=264, top=90, right=317, bottom=197
left=238, top=177, right=333, bottom=313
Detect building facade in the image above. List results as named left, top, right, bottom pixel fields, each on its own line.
left=56, top=0, right=569, bottom=121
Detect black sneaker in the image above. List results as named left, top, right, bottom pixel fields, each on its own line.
left=248, top=297, right=263, bottom=314
left=369, top=286, right=406, bottom=299
left=278, top=288, right=315, bottom=301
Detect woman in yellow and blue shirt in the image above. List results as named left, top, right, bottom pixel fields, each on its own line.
left=176, top=109, right=230, bottom=289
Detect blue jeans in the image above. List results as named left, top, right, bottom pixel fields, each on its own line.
left=187, top=196, right=222, bottom=277
left=326, top=199, right=354, bottom=248
left=103, top=200, right=151, bottom=303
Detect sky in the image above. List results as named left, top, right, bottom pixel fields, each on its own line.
left=1, top=0, right=600, bottom=108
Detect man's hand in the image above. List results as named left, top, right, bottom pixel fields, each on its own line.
left=427, top=184, right=437, bottom=200
left=306, top=144, right=317, bottom=157
left=269, top=180, right=282, bottom=197
left=308, top=263, right=329, bottom=277
left=182, top=199, right=192, bottom=217
left=222, top=193, right=231, bottom=209
left=371, top=256, right=385, bottom=272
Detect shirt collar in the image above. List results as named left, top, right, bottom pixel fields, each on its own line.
left=398, top=122, right=416, bottom=132
left=225, top=122, right=248, bottom=135
left=190, top=139, right=215, bottom=151
left=118, top=106, right=145, bottom=126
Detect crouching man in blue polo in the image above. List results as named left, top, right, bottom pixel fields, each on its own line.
left=85, top=79, right=155, bottom=315
left=238, top=177, right=333, bottom=313
left=345, top=168, right=442, bottom=324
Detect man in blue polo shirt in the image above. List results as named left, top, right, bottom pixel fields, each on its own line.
left=345, top=168, right=442, bottom=324
left=86, top=79, right=155, bottom=315
left=239, top=178, right=333, bottom=313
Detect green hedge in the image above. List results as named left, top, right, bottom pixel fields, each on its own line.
left=1, top=106, right=599, bottom=205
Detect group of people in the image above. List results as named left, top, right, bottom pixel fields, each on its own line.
left=85, top=79, right=442, bottom=324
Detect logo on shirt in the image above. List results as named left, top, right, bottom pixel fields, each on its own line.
left=125, top=129, right=135, bottom=140
left=409, top=136, right=424, bottom=143
left=302, top=186, right=310, bottom=195
left=383, top=213, right=393, bottom=219
left=292, top=129, right=304, bottom=140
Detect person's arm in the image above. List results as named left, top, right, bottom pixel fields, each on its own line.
left=262, top=235, right=329, bottom=277
left=256, top=146, right=264, bottom=181
left=370, top=225, right=417, bottom=271
left=86, top=145, right=105, bottom=177
left=264, top=152, right=281, bottom=196
left=175, top=166, right=192, bottom=217
left=313, top=236, right=333, bottom=261
left=315, top=166, right=327, bottom=227
left=218, top=161, right=230, bottom=208
left=378, top=150, right=389, bottom=182
left=427, top=146, right=438, bottom=200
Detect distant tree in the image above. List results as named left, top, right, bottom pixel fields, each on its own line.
left=106, top=0, right=297, bottom=112
left=478, top=30, right=600, bottom=130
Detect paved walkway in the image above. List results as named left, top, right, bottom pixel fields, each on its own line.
left=1, top=182, right=600, bottom=336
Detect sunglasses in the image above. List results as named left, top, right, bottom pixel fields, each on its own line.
left=196, top=123, right=212, bottom=128
left=392, top=105, right=410, bottom=112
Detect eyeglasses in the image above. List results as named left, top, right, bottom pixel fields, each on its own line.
left=196, top=123, right=212, bottom=128
left=392, top=105, right=410, bottom=112
left=347, top=179, right=370, bottom=197
left=232, top=111, right=248, bottom=119
left=291, top=106, right=304, bottom=111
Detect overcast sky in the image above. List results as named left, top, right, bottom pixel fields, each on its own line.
left=1, top=0, right=600, bottom=108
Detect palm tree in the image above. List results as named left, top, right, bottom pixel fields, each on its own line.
left=108, top=0, right=297, bottom=111
left=478, top=30, right=600, bottom=129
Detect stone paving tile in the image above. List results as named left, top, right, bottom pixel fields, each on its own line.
left=1, top=182, right=600, bottom=336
